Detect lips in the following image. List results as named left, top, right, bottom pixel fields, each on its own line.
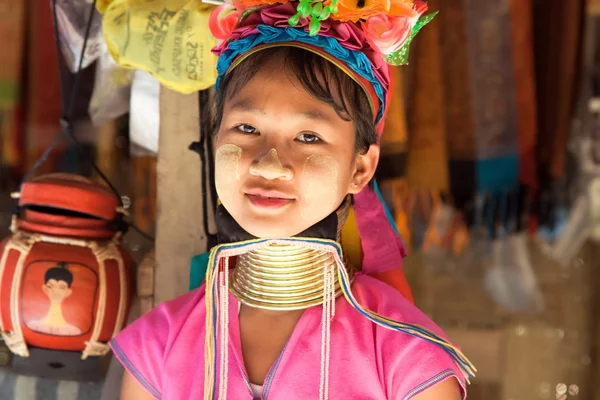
left=245, top=189, right=294, bottom=210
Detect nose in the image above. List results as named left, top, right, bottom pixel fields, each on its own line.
left=249, top=148, right=293, bottom=180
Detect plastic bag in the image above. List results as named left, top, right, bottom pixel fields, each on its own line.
left=99, top=0, right=218, bottom=93
left=89, top=41, right=134, bottom=126
left=55, top=0, right=104, bottom=71
left=484, top=233, right=544, bottom=312
left=130, top=70, right=160, bottom=155
left=538, top=196, right=588, bottom=266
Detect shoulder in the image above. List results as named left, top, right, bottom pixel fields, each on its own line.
left=109, top=287, right=207, bottom=399
left=351, top=274, right=444, bottom=334
left=113, top=286, right=206, bottom=348
left=112, top=286, right=207, bottom=351
left=351, top=274, right=467, bottom=400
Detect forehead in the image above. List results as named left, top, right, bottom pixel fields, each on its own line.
left=224, top=56, right=347, bottom=122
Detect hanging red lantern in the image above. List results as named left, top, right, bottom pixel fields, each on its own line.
left=0, top=173, right=133, bottom=360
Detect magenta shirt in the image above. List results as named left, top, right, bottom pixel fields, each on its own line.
left=110, top=274, right=466, bottom=399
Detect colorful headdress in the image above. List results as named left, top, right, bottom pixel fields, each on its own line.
left=210, top=0, right=434, bottom=127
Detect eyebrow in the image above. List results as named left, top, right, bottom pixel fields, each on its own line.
left=228, top=97, right=334, bottom=123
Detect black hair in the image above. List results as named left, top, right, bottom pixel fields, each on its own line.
left=44, top=262, right=73, bottom=287
left=212, top=46, right=378, bottom=155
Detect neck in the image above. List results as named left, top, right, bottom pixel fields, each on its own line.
left=230, top=242, right=353, bottom=311
left=221, top=196, right=353, bottom=311
left=41, top=302, right=67, bottom=327
left=239, top=303, right=304, bottom=319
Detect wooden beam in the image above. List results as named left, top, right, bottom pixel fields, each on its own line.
left=154, top=88, right=206, bottom=304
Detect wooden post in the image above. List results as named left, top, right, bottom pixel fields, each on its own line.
left=154, top=88, right=206, bottom=304
left=593, top=244, right=600, bottom=400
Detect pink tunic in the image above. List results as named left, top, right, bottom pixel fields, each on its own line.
left=110, top=274, right=467, bottom=399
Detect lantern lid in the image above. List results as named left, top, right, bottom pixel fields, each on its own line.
left=18, top=174, right=121, bottom=221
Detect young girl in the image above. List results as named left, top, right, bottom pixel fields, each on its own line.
left=110, top=1, right=475, bottom=399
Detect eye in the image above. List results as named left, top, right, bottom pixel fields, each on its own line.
left=234, top=124, right=258, bottom=134
left=296, top=133, right=321, bottom=143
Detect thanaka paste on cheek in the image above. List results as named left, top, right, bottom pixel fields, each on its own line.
left=300, top=155, right=339, bottom=219
left=215, top=144, right=242, bottom=206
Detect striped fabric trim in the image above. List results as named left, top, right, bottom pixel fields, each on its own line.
left=109, top=339, right=162, bottom=399
left=402, top=369, right=466, bottom=400
left=262, top=341, right=289, bottom=399
left=215, top=24, right=387, bottom=124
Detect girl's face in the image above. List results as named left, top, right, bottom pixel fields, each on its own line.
left=215, top=57, right=379, bottom=238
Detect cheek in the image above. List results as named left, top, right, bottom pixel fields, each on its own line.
left=300, top=155, right=341, bottom=214
left=215, top=144, right=243, bottom=204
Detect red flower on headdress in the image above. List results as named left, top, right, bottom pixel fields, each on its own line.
left=361, top=0, right=426, bottom=55
left=209, top=4, right=242, bottom=40
left=361, top=13, right=411, bottom=55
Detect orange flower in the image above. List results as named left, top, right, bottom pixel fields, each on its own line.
left=388, top=0, right=417, bottom=17
left=330, top=0, right=391, bottom=23
left=235, top=0, right=287, bottom=10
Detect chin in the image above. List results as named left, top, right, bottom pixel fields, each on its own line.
left=238, top=218, right=313, bottom=239
left=241, top=224, right=302, bottom=239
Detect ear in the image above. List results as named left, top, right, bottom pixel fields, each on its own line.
left=348, top=144, right=380, bottom=194
left=42, top=284, right=48, bottom=294
left=65, top=288, right=73, bottom=298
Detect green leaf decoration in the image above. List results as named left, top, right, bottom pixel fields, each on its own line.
left=298, top=0, right=312, bottom=17
left=384, top=11, right=438, bottom=66
left=329, top=0, right=338, bottom=13
left=309, top=17, right=321, bottom=35
left=288, top=13, right=301, bottom=26
left=312, top=2, right=323, bottom=17
left=320, top=5, right=332, bottom=20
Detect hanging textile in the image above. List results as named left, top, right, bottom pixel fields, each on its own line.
left=509, top=0, right=538, bottom=235
left=404, top=0, right=465, bottom=254
left=26, top=0, right=63, bottom=173
left=464, top=0, right=519, bottom=199
left=533, top=0, right=586, bottom=235
left=438, top=0, right=477, bottom=222
left=510, top=0, right=537, bottom=194
left=0, top=0, right=26, bottom=175
left=405, top=0, right=447, bottom=196
left=377, top=67, right=412, bottom=250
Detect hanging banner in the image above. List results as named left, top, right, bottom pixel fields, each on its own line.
left=100, top=0, right=218, bottom=93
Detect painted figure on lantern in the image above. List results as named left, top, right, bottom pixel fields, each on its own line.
left=28, top=262, right=82, bottom=336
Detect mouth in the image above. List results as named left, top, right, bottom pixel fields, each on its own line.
left=245, top=189, right=295, bottom=210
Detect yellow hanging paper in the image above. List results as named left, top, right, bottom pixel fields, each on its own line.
left=99, top=0, right=218, bottom=93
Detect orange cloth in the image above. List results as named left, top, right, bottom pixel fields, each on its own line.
left=379, top=67, right=413, bottom=252
left=342, top=206, right=414, bottom=304
left=406, top=0, right=448, bottom=193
